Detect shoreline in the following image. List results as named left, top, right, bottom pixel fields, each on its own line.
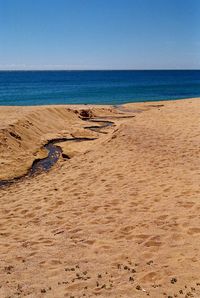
left=0, top=96, right=199, bottom=108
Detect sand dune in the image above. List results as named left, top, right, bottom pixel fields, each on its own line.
left=0, top=98, right=200, bottom=297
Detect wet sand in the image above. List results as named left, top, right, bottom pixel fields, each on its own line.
left=0, top=98, right=200, bottom=297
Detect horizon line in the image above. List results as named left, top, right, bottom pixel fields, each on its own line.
left=0, top=68, right=200, bottom=71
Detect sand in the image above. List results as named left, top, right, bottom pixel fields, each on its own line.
left=0, top=98, right=200, bottom=297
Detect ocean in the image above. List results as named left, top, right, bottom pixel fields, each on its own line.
left=0, top=70, right=200, bottom=106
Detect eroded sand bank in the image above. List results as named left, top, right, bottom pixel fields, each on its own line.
left=0, top=98, right=200, bottom=297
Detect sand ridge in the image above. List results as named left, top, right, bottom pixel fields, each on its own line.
left=0, top=98, right=200, bottom=297
left=0, top=105, right=117, bottom=180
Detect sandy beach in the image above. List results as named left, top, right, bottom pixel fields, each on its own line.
left=0, top=98, right=200, bottom=297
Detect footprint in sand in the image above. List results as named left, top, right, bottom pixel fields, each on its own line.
left=144, top=236, right=163, bottom=249
left=187, top=228, right=200, bottom=235
left=141, top=271, right=159, bottom=283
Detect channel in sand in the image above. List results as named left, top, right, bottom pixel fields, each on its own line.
left=0, top=118, right=115, bottom=187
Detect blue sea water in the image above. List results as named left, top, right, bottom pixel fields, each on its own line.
left=0, top=70, right=200, bottom=106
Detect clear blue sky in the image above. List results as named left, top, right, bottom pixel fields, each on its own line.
left=0, top=0, right=200, bottom=70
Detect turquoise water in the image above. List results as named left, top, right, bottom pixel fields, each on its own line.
left=0, top=70, right=200, bottom=106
